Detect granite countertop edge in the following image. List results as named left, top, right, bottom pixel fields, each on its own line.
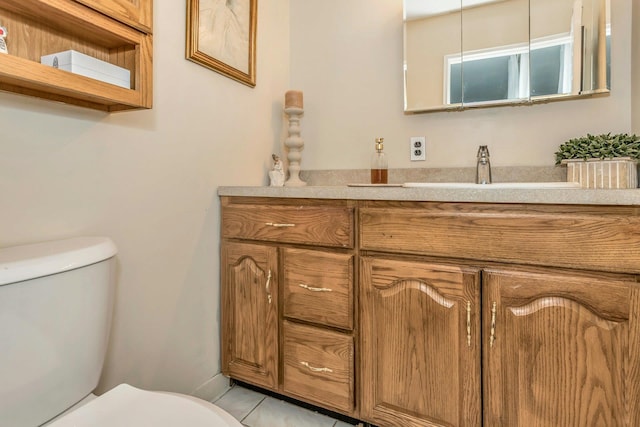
left=217, top=186, right=640, bottom=206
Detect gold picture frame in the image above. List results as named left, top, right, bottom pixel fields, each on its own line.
left=186, top=0, right=257, bottom=87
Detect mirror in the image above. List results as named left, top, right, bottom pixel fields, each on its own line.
left=403, top=0, right=611, bottom=113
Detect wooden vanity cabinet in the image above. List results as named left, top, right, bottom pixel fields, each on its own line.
left=359, top=201, right=640, bottom=427
left=0, top=0, right=152, bottom=111
left=221, top=241, right=279, bottom=390
left=483, top=266, right=640, bottom=427
left=220, top=197, right=357, bottom=416
left=222, top=196, right=640, bottom=426
left=360, top=256, right=481, bottom=427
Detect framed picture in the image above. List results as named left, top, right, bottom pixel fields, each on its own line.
left=186, top=0, right=257, bottom=87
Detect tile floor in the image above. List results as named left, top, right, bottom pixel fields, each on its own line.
left=213, top=385, right=357, bottom=427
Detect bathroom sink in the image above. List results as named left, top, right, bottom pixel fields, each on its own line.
left=402, top=182, right=581, bottom=189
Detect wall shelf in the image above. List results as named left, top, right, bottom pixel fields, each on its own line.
left=0, top=0, right=152, bottom=112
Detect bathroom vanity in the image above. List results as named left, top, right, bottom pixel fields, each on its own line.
left=219, top=186, right=640, bottom=427
left=221, top=197, right=356, bottom=415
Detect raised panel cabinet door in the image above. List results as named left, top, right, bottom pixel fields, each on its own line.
left=74, top=0, right=152, bottom=33
left=221, top=242, right=278, bottom=390
left=483, top=267, right=640, bottom=427
left=360, top=257, right=482, bottom=427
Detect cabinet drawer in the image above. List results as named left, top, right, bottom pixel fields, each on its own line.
left=283, top=248, right=353, bottom=330
left=360, top=204, right=640, bottom=273
left=222, top=204, right=353, bottom=248
left=283, top=321, right=354, bottom=414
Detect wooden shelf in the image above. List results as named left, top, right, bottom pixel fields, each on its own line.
left=75, top=0, right=152, bottom=34
left=0, top=0, right=152, bottom=112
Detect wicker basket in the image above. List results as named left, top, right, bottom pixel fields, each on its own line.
left=562, top=158, right=639, bottom=189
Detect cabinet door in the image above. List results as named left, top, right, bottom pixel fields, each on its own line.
left=221, top=242, right=278, bottom=390
left=483, top=267, right=640, bottom=427
left=75, top=0, right=152, bottom=33
left=360, top=257, right=482, bottom=427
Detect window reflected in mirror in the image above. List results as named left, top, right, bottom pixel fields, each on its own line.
left=403, top=0, right=611, bottom=113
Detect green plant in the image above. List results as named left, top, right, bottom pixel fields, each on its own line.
left=555, top=133, right=640, bottom=165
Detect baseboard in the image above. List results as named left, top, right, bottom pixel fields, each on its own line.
left=190, top=373, right=232, bottom=402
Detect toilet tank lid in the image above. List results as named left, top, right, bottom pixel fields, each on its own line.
left=0, top=237, right=117, bottom=286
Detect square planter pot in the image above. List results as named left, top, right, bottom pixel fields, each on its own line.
left=562, top=158, right=639, bottom=189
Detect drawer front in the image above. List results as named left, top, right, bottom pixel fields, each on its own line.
left=283, top=321, right=354, bottom=414
left=360, top=204, right=640, bottom=274
left=283, top=248, right=353, bottom=330
left=222, top=204, right=353, bottom=248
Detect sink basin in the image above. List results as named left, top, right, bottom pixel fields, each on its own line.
left=402, top=182, right=581, bottom=189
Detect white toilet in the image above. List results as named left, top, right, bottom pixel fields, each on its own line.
left=0, top=237, right=242, bottom=427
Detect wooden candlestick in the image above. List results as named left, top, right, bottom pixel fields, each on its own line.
left=284, top=106, right=306, bottom=187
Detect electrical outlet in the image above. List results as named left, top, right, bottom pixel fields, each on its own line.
left=410, top=136, right=426, bottom=161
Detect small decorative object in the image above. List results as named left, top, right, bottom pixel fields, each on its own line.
left=0, top=26, right=7, bottom=55
left=555, top=133, right=640, bottom=188
left=284, top=90, right=306, bottom=187
left=268, top=154, right=285, bottom=187
left=186, top=0, right=257, bottom=87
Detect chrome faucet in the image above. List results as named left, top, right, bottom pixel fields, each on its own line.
left=476, top=145, right=492, bottom=184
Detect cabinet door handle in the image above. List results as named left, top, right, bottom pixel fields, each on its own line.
left=265, top=270, right=272, bottom=305
left=299, top=283, right=333, bottom=293
left=300, top=361, right=333, bottom=373
left=490, top=301, right=497, bottom=347
left=466, top=301, right=472, bottom=347
left=265, top=222, right=296, bottom=227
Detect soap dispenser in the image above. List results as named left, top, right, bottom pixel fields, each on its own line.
left=371, top=137, right=388, bottom=184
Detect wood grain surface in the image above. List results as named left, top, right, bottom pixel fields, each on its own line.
left=283, top=247, right=354, bottom=330
left=283, top=321, right=354, bottom=413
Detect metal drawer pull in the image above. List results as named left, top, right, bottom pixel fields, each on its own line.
left=299, top=283, right=333, bottom=292
left=265, top=270, right=272, bottom=305
left=466, top=301, right=472, bottom=347
left=300, top=361, right=333, bottom=373
left=490, top=301, right=497, bottom=347
left=265, top=222, right=295, bottom=227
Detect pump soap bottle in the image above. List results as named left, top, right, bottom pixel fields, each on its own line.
left=371, top=137, right=388, bottom=184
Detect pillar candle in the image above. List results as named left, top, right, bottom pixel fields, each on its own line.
left=285, top=90, right=303, bottom=109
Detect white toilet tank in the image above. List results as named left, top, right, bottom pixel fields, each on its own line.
left=0, top=237, right=117, bottom=427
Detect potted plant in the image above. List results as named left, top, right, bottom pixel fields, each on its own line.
left=555, top=133, right=640, bottom=188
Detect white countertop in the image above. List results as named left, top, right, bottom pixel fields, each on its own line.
left=218, top=185, right=640, bottom=206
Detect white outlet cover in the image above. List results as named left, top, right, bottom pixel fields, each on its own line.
left=410, top=137, right=426, bottom=161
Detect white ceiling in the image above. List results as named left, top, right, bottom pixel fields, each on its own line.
left=404, top=0, right=503, bottom=20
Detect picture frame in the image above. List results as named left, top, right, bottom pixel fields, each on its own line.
left=186, top=0, right=257, bottom=87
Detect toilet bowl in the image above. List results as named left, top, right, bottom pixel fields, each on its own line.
left=46, top=384, right=242, bottom=427
left=0, top=237, right=241, bottom=427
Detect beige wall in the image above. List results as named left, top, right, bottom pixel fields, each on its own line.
left=291, top=0, right=632, bottom=169
left=0, top=0, right=290, bottom=399
left=463, top=0, right=529, bottom=51
left=405, top=12, right=461, bottom=109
